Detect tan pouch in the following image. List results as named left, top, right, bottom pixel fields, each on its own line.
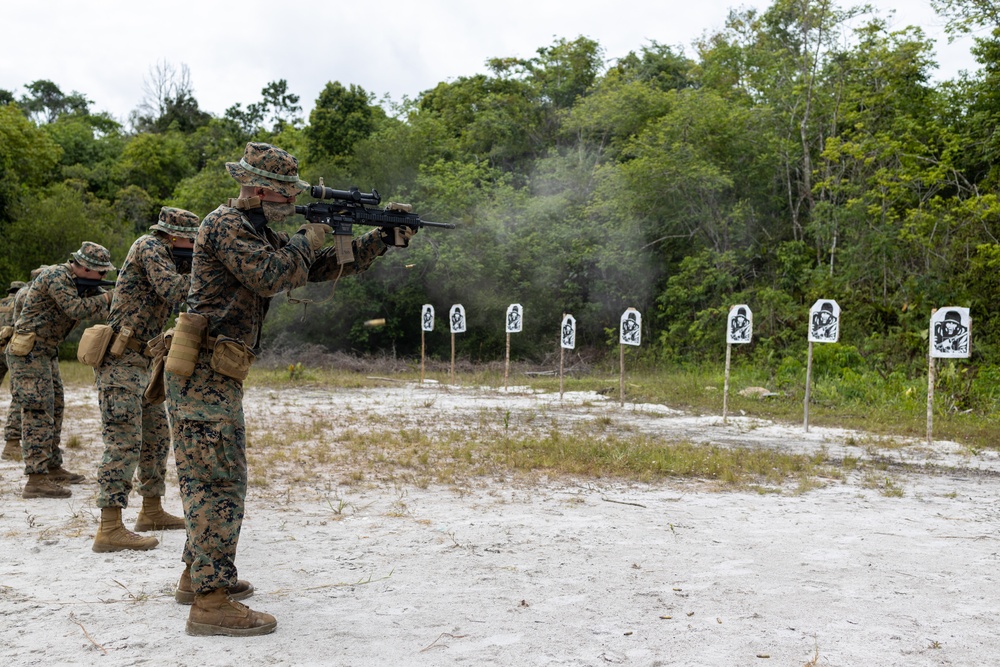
left=0, top=325, right=12, bottom=349
left=164, top=313, right=207, bottom=377
left=8, top=331, right=37, bottom=357
left=77, top=324, right=114, bottom=367
left=210, top=337, right=256, bottom=382
left=146, top=332, right=166, bottom=359
left=144, top=355, right=166, bottom=405
left=109, top=326, right=132, bottom=357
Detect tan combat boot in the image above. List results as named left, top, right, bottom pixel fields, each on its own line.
left=134, top=496, right=186, bottom=531
left=47, top=466, right=86, bottom=484
left=22, top=473, right=71, bottom=499
left=1, top=439, right=21, bottom=461
left=92, top=507, right=159, bottom=553
left=175, top=564, right=254, bottom=605
left=186, top=588, right=277, bottom=637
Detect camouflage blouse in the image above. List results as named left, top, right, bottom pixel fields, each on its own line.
left=188, top=205, right=388, bottom=350
left=108, top=233, right=190, bottom=344
left=14, top=263, right=109, bottom=357
left=0, top=294, right=15, bottom=328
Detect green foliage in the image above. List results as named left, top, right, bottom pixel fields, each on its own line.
left=112, top=131, right=195, bottom=200
left=6, top=12, right=1000, bottom=398
left=1, top=181, right=130, bottom=281
left=304, top=82, right=380, bottom=165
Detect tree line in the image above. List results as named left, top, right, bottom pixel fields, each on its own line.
left=2, top=0, right=999, bottom=402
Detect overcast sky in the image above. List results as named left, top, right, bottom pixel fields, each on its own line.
left=1, top=0, right=980, bottom=124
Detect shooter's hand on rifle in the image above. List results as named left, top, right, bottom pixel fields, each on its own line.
left=297, top=223, right=332, bottom=250
left=381, top=224, right=417, bottom=248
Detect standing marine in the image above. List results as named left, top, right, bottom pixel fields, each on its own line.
left=1, top=280, right=26, bottom=460
left=6, top=245, right=113, bottom=498
left=91, top=207, right=200, bottom=553
left=165, top=142, right=414, bottom=637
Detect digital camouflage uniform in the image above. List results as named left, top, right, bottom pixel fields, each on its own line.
left=1, top=282, right=25, bottom=446
left=96, top=220, right=194, bottom=509
left=166, top=195, right=389, bottom=596
left=7, top=255, right=111, bottom=475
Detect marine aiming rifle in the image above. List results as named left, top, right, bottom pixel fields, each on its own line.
left=295, top=182, right=455, bottom=264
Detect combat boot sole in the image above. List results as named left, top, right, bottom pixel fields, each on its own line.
left=22, top=481, right=71, bottom=499
left=92, top=527, right=159, bottom=553
left=185, top=617, right=277, bottom=637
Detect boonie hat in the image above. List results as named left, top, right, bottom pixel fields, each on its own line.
left=70, top=241, right=115, bottom=272
left=225, top=142, right=309, bottom=198
left=7, top=281, right=25, bottom=295
left=150, top=207, right=200, bottom=239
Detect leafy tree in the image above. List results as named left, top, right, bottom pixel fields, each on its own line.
left=112, top=131, right=194, bottom=200
left=304, top=82, right=381, bottom=165
left=18, top=79, right=90, bottom=124
left=131, top=62, right=211, bottom=134
left=0, top=181, right=129, bottom=282
left=260, top=79, right=302, bottom=132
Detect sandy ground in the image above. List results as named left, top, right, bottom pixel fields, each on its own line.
left=1, top=379, right=999, bottom=666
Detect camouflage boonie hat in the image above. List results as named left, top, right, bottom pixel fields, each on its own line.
left=225, top=142, right=309, bottom=198
left=8, top=281, right=25, bottom=295
left=150, top=206, right=200, bottom=239
left=70, top=241, right=115, bottom=272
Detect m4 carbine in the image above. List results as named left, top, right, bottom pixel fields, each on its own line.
left=295, top=183, right=455, bottom=264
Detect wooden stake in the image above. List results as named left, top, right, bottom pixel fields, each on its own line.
left=803, top=341, right=814, bottom=432
left=619, top=343, right=625, bottom=407
left=450, top=332, right=455, bottom=385
left=504, top=332, right=510, bottom=390
left=927, top=308, right=937, bottom=446
left=559, top=344, right=565, bottom=400
left=420, top=329, right=425, bottom=384
left=723, top=343, right=732, bottom=423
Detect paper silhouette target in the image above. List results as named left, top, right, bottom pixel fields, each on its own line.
left=506, top=304, right=523, bottom=333
left=808, top=300, right=840, bottom=343
left=931, top=308, right=970, bottom=358
left=727, top=305, right=753, bottom=344
left=449, top=304, right=466, bottom=333
left=619, top=309, right=641, bottom=346
left=561, top=315, right=576, bottom=350
left=421, top=304, right=435, bottom=332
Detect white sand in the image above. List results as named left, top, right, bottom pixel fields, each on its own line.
left=1, top=380, right=998, bottom=666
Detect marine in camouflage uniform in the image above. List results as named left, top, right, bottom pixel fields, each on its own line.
left=7, top=245, right=113, bottom=498
left=166, top=142, right=412, bottom=636
left=1, top=281, right=26, bottom=460
left=92, top=208, right=201, bottom=553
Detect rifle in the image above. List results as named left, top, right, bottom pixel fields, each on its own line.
left=74, top=277, right=117, bottom=297
left=295, top=182, right=455, bottom=264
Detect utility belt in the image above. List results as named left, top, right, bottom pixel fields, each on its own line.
left=77, top=325, right=151, bottom=368
left=163, top=312, right=255, bottom=383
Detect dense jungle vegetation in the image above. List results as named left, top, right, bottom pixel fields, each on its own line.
left=2, top=0, right=1000, bottom=413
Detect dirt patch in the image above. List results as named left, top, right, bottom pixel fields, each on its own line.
left=0, top=380, right=997, bottom=666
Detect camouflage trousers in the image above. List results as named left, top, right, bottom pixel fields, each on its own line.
left=5, top=351, right=65, bottom=474
left=166, top=347, right=247, bottom=595
left=95, top=352, right=171, bottom=508
left=1, top=356, right=23, bottom=441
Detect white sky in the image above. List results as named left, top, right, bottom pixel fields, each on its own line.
left=0, top=0, right=980, bottom=124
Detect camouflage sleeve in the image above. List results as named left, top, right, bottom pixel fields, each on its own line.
left=308, top=229, right=388, bottom=282
left=142, top=240, right=190, bottom=306
left=209, top=214, right=314, bottom=297
left=49, top=275, right=108, bottom=320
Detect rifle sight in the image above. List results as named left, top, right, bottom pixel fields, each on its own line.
left=309, top=185, right=381, bottom=206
